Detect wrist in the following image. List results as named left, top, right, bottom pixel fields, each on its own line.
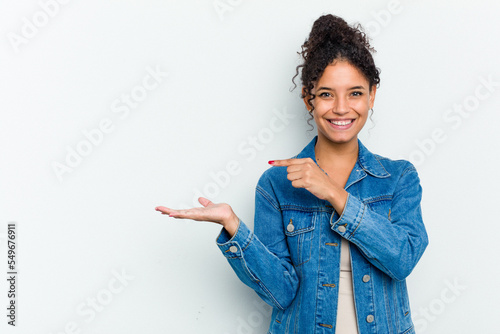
left=325, top=184, right=339, bottom=205
left=222, top=213, right=239, bottom=237
left=329, top=188, right=349, bottom=215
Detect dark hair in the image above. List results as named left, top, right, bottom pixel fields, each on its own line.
left=292, top=14, right=381, bottom=117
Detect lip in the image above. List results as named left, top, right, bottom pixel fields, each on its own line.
left=327, top=118, right=355, bottom=130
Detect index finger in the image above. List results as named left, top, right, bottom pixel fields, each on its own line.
left=155, top=206, right=176, bottom=215
left=155, top=206, right=197, bottom=219
left=268, top=158, right=311, bottom=166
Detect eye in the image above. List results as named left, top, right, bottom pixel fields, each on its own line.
left=319, top=92, right=332, bottom=98
left=351, top=91, right=363, bottom=97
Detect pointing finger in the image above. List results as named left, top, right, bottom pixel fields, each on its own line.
left=269, top=158, right=313, bottom=166
left=269, top=159, right=302, bottom=166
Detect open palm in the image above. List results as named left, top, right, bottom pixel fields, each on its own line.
left=155, top=197, right=239, bottom=236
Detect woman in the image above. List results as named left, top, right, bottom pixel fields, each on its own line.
left=156, top=14, right=428, bottom=334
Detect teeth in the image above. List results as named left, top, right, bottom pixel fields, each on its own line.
left=330, top=119, right=353, bottom=126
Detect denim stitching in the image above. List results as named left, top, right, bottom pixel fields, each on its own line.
left=332, top=192, right=351, bottom=229
left=368, top=265, right=378, bottom=333
left=401, top=164, right=417, bottom=177
left=258, top=280, right=285, bottom=311
left=401, top=324, right=415, bottom=334
left=350, top=203, right=366, bottom=238
left=256, top=185, right=281, bottom=212
left=363, top=194, right=393, bottom=204
left=383, top=277, right=394, bottom=334
left=392, top=279, right=399, bottom=331
left=281, top=205, right=331, bottom=213
left=373, top=156, right=391, bottom=177
left=242, top=233, right=254, bottom=252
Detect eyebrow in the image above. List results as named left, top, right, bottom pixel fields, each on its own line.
left=317, top=85, right=366, bottom=91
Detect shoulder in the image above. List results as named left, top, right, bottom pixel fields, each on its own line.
left=358, top=138, right=418, bottom=181
left=256, top=165, right=288, bottom=191
left=373, top=153, right=417, bottom=174
left=372, top=153, right=421, bottom=185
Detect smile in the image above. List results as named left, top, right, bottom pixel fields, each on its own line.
left=327, top=118, right=355, bottom=130
left=328, top=119, right=354, bottom=126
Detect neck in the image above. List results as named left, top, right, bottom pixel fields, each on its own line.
left=314, top=135, right=359, bottom=169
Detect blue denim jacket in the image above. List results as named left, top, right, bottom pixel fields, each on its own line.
left=216, top=136, right=429, bottom=334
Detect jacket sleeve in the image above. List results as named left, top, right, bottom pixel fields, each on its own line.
left=331, top=163, right=429, bottom=281
left=215, top=174, right=299, bottom=310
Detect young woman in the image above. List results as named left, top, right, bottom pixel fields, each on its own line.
left=156, top=14, right=428, bottom=334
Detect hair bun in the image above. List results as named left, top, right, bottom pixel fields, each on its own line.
left=302, top=14, right=374, bottom=60
left=312, top=15, right=353, bottom=43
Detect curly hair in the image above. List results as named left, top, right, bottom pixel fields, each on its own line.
left=292, top=14, right=381, bottom=122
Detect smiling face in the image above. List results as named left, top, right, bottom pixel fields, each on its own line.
left=304, top=60, right=376, bottom=147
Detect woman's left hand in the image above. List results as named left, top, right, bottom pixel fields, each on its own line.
left=269, top=158, right=341, bottom=202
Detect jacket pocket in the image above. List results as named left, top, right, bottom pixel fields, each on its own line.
left=396, top=280, right=413, bottom=333
left=283, top=210, right=315, bottom=266
left=398, top=280, right=411, bottom=315
left=364, top=195, right=392, bottom=221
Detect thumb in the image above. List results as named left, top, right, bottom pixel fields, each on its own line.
left=198, top=197, right=213, bottom=207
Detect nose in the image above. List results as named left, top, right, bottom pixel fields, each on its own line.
left=333, top=96, right=349, bottom=115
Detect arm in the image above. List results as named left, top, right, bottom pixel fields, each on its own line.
left=155, top=176, right=299, bottom=309
left=269, top=158, right=428, bottom=281
left=331, top=165, right=429, bottom=281
left=216, top=177, right=299, bottom=310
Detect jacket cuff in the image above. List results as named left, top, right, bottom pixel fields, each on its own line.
left=216, top=220, right=253, bottom=258
left=330, top=193, right=366, bottom=239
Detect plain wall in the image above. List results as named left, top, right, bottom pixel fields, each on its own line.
left=1, top=0, right=499, bottom=333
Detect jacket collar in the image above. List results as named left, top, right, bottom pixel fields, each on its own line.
left=295, top=136, right=390, bottom=178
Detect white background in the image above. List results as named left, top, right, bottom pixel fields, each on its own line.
left=1, top=0, right=499, bottom=333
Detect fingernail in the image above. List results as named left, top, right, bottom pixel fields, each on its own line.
left=268, top=160, right=275, bottom=164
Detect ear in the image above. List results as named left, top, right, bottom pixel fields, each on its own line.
left=302, top=86, right=313, bottom=111
left=369, top=85, right=377, bottom=109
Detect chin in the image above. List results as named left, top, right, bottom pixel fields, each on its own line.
left=321, top=132, right=358, bottom=145
left=329, top=137, right=356, bottom=144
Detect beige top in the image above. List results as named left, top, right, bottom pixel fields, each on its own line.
left=335, top=238, right=360, bottom=333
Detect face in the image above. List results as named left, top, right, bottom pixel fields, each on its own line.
left=303, top=60, right=376, bottom=146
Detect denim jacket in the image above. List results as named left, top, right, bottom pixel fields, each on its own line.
left=216, top=136, right=429, bottom=334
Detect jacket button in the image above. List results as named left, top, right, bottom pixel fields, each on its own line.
left=366, top=314, right=374, bottom=323
left=229, top=246, right=238, bottom=253
left=287, top=224, right=295, bottom=232
left=362, top=275, right=371, bottom=282
left=338, top=225, right=346, bottom=233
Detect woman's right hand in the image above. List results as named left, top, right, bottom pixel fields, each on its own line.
left=155, top=197, right=240, bottom=237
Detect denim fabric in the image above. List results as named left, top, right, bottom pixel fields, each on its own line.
left=216, top=136, right=429, bottom=334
